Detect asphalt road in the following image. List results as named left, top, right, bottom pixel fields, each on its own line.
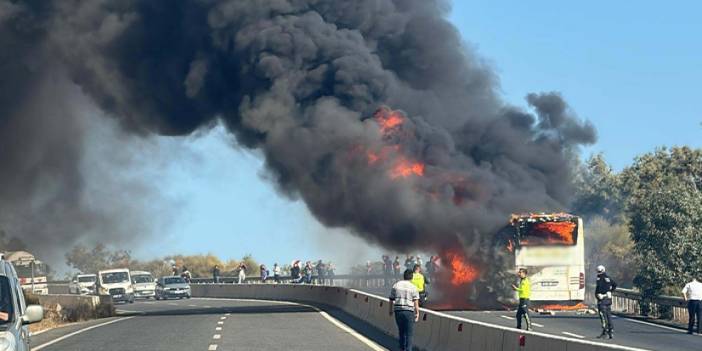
left=354, top=285, right=702, bottom=351
left=30, top=297, right=395, bottom=351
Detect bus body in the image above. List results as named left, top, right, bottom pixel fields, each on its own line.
left=512, top=213, right=585, bottom=304
left=6, top=251, right=49, bottom=295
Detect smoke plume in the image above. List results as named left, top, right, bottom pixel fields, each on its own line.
left=0, top=1, right=595, bottom=260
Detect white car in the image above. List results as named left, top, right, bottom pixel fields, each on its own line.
left=131, top=271, right=156, bottom=299
left=96, top=268, right=134, bottom=303
left=68, top=274, right=97, bottom=295
left=0, top=255, right=43, bottom=351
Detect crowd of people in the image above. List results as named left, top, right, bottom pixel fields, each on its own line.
left=208, top=260, right=336, bottom=285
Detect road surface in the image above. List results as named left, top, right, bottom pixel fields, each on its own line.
left=30, top=297, right=396, bottom=351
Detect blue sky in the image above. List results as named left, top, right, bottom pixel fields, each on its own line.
left=136, top=2, right=700, bottom=269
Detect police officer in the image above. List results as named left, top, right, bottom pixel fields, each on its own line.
left=411, top=264, right=428, bottom=307
left=511, top=268, right=531, bottom=330
left=595, top=265, right=617, bottom=339
left=682, top=277, right=702, bottom=334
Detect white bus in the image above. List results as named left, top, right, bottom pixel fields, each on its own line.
left=511, top=213, right=585, bottom=305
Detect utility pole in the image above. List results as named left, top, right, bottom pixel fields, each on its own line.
left=30, top=259, right=35, bottom=293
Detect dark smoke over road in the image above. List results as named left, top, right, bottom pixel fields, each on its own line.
left=0, top=1, right=595, bottom=259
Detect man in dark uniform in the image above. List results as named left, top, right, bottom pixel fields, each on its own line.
left=595, top=265, right=617, bottom=339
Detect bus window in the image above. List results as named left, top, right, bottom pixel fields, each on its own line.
left=517, top=220, right=577, bottom=246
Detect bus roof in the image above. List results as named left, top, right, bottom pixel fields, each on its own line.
left=510, top=213, right=578, bottom=223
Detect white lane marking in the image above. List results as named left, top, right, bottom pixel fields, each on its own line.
left=220, top=316, right=227, bottom=320
left=225, top=313, right=231, bottom=316
left=188, top=304, right=197, bottom=307
left=204, top=305, right=212, bottom=308
left=213, top=334, right=221, bottom=340
left=532, top=322, right=544, bottom=328
left=621, top=316, right=702, bottom=336
left=500, top=315, right=515, bottom=320
left=215, top=327, right=222, bottom=331
left=217, top=321, right=224, bottom=325
left=562, top=332, right=585, bottom=339
left=168, top=303, right=178, bottom=306
left=33, top=317, right=134, bottom=351
left=195, top=297, right=384, bottom=351
left=208, top=345, right=218, bottom=351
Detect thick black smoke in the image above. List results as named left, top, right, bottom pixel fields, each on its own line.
left=1, top=0, right=595, bottom=258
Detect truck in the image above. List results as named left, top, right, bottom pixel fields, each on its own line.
left=5, top=251, right=49, bottom=295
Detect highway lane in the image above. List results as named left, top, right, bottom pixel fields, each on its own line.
left=445, top=310, right=702, bottom=351
left=356, top=285, right=702, bottom=351
left=31, top=297, right=393, bottom=351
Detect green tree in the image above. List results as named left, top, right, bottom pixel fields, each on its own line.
left=65, top=244, right=131, bottom=274
left=622, top=147, right=702, bottom=296
left=571, top=154, right=623, bottom=220
left=585, top=217, right=636, bottom=287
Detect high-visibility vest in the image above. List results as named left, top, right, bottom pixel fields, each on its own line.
left=411, top=272, right=425, bottom=292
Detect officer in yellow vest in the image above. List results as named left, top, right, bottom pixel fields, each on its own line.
left=511, top=268, right=532, bottom=330
left=411, top=264, right=428, bottom=306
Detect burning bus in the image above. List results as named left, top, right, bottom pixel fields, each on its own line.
left=428, top=213, right=585, bottom=311
left=509, top=213, right=585, bottom=306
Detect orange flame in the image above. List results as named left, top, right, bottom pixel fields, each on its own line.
left=390, top=159, right=425, bottom=179
left=533, top=221, right=576, bottom=245
left=445, top=251, right=478, bottom=286
left=374, top=108, right=404, bottom=134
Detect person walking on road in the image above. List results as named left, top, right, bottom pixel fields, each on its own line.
left=212, top=265, right=221, bottom=284
left=389, top=269, right=420, bottom=351
left=682, top=277, right=702, bottom=334
left=237, top=262, right=247, bottom=284
left=511, top=268, right=532, bottom=331
left=273, top=263, right=282, bottom=283
left=595, top=265, right=617, bottom=339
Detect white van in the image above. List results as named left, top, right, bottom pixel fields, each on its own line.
left=131, top=271, right=156, bottom=299
left=96, top=268, right=134, bottom=303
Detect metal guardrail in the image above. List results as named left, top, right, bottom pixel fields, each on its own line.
left=612, top=288, right=688, bottom=322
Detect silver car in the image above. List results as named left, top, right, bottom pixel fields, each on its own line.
left=155, top=276, right=191, bottom=300
left=0, top=256, right=43, bottom=350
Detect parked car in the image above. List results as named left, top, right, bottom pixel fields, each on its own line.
left=0, top=254, right=43, bottom=350
left=155, top=276, right=191, bottom=300
left=131, top=271, right=156, bottom=299
left=96, top=268, right=134, bottom=303
left=68, top=274, right=97, bottom=295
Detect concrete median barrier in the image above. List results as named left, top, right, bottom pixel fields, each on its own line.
left=192, top=284, right=642, bottom=351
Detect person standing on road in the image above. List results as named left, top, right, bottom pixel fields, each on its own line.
left=411, top=264, right=428, bottom=307
left=315, top=260, right=326, bottom=285
left=212, top=265, right=221, bottom=284
left=181, top=266, right=192, bottom=283
left=511, top=268, right=531, bottom=331
left=383, top=255, right=393, bottom=287
left=595, top=265, right=617, bottom=339
left=393, top=256, right=401, bottom=279
left=682, top=277, right=702, bottom=334
left=260, top=264, right=268, bottom=282
left=273, top=263, right=282, bottom=283
left=304, top=261, right=314, bottom=284
left=237, top=262, right=247, bottom=284
left=389, top=269, right=420, bottom=351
